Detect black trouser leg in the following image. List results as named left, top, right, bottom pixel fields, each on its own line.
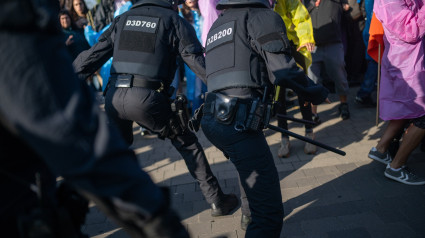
left=171, top=130, right=224, bottom=204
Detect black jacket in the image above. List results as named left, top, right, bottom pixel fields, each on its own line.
left=73, top=0, right=206, bottom=87
left=305, top=0, right=348, bottom=45
left=205, top=7, right=328, bottom=105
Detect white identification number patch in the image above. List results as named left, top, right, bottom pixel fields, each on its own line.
left=123, top=16, right=159, bottom=34
left=205, top=21, right=235, bottom=52
left=206, top=28, right=233, bottom=46
left=126, top=20, right=157, bottom=29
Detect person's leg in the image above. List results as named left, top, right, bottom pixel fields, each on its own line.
left=356, top=59, right=378, bottom=105
left=238, top=176, right=252, bottom=230
left=201, top=115, right=283, bottom=237
left=104, top=87, right=136, bottom=145
left=170, top=131, right=227, bottom=204
left=233, top=133, right=283, bottom=237
left=276, top=87, right=291, bottom=157
left=384, top=118, right=425, bottom=185
left=121, top=88, right=235, bottom=210
left=307, top=47, right=323, bottom=124
left=390, top=121, right=425, bottom=169
left=298, top=95, right=317, bottom=154
left=375, top=120, right=408, bottom=154
left=368, top=119, right=408, bottom=164
left=323, top=43, right=350, bottom=119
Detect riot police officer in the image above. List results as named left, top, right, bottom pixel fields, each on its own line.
left=200, top=0, right=329, bottom=237
left=73, top=0, right=238, bottom=216
left=0, top=0, right=188, bottom=237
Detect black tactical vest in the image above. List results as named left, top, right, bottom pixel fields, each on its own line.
left=111, top=4, right=177, bottom=82
left=205, top=8, right=263, bottom=92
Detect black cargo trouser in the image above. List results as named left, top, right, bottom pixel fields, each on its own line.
left=201, top=95, right=284, bottom=238
left=105, top=86, right=224, bottom=204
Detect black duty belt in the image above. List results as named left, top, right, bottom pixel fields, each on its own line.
left=109, top=74, right=163, bottom=91
left=203, top=93, right=252, bottom=115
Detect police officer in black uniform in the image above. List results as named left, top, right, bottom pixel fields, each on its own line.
left=200, top=0, right=329, bottom=237
left=73, top=0, right=238, bottom=216
left=0, top=0, right=189, bottom=237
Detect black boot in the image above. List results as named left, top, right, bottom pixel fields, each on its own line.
left=339, top=103, right=350, bottom=120
left=240, top=214, right=252, bottom=231
left=210, top=194, right=239, bottom=217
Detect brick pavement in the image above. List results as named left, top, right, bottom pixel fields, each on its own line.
left=84, top=86, right=425, bottom=238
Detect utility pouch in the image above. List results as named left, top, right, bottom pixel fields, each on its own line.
left=170, top=94, right=190, bottom=135
left=114, top=74, right=133, bottom=88
left=245, top=98, right=267, bottom=131
left=214, top=94, right=238, bottom=125
left=167, top=116, right=183, bottom=139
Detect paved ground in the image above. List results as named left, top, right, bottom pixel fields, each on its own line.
left=84, top=86, right=425, bottom=238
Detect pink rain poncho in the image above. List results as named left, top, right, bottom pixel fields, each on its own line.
left=198, top=0, right=221, bottom=46
left=374, top=0, right=425, bottom=120
left=198, top=0, right=275, bottom=46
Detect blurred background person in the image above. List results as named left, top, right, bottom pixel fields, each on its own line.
left=59, top=9, right=90, bottom=60
left=180, top=0, right=207, bottom=115
left=355, top=0, right=378, bottom=107
left=70, top=0, right=89, bottom=29
left=273, top=0, right=318, bottom=158
left=304, top=0, right=351, bottom=121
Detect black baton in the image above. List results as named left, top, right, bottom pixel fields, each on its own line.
left=275, top=113, right=317, bottom=126
left=267, top=124, right=346, bottom=156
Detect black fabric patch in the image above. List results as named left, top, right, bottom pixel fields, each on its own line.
left=206, top=42, right=235, bottom=76
left=118, top=30, right=156, bottom=53
left=118, top=15, right=159, bottom=53
left=257, top=32, right=283, bottom=45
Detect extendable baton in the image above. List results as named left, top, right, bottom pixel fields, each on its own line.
left=266, top=124, right=346, bottom=156
left=275, top=113, right=317, bottom=126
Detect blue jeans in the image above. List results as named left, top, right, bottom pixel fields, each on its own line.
left=357, top=59, right=378, bottom=98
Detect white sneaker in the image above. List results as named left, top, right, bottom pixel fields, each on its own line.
left=304, top=132, right=317, bottom=154
left=278, top=137, right=290, bottom=158
left=384, top=165, right=425, bottom=185
left=368, top=147, right=392, bottom=164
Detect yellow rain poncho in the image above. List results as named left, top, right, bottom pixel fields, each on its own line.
left=274, top=0, right=314, bottom=70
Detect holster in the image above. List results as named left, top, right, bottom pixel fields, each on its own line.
left=214, top=94, right=238, bottom=125
left=160, top=94, right=191, bottom=139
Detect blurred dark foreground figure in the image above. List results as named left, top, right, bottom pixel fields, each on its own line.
left=0, top=0, right=189, bottom=237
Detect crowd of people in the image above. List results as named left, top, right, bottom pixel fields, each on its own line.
left=1, top=0, right=424, bottom=237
